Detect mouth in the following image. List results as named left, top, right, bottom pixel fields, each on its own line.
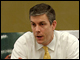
left=36, top=36, right=43, bottom=40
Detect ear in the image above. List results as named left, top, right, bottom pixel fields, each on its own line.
left=52, top=20, right=57, bottom=30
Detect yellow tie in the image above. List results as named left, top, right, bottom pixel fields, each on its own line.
left=43, top=46, right=51, bottom=59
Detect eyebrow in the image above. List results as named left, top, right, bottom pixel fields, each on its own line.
left=30, top=21, right=34, bottom=23
left=30, top=21, right=46, bottom=23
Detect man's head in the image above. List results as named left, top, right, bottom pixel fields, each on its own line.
left=29, top=3, right=56, bottom=25
left=29, top=3, right=57, bottom=46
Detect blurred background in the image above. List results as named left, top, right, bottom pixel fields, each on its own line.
left=1, top=1, right=79, bottom=59
left=1, top=1, right=79, bottom=32
left=1, top=32, right=25, bottom=59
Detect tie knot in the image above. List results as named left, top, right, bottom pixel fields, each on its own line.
left=43, top=46, right=48, bottom=52
left=43, top=46, right=51, bottom=59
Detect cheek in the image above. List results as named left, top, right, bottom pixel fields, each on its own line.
left=32, top=28, right=34, bottom=31
left=31, top=27, right=35, bottom=31
left=44, top=27, right=53, bottom=37
left=45, top=26, right=53, bottom=33
left=31, top=27, right=35, bottom=34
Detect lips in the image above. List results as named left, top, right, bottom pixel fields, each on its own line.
left=37, top=36, right=42, bottom=38
left=36, top=36, right=43, bottom=39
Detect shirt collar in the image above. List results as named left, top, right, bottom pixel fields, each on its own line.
left=47, top=34, right=55, bottom=51
left=36, top=41, right=43, bottom=50
left=36, top=31, right=56, bottom=51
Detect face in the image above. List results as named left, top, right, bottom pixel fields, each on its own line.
left=30, top=14, right=57, bottom=46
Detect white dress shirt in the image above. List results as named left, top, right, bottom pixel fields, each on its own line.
left=11, top=30, right=79, bottom=59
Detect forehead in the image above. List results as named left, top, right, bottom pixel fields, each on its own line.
left=30, top=14, right=49, bottom=23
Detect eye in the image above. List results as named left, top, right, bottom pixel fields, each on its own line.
left=40, top=23, right=46, bottom=26
left=31, top=23, right=36, bottom=27
left=41, top=23, right=44, bottom=25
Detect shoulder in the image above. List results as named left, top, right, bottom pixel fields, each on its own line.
left=54, top=30, right=79, bottom=51
left=54, top=30, right=78, bottom=42
left=22, top=31, right=33, bottom=38
left=14, top=31, right=34, bottom=45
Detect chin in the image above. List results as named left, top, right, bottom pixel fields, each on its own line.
left=36, top=40, right=43, bottom=44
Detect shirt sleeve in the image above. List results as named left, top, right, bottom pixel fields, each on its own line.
left=66, top=34, right=79, bottom=59
left=11, top=35, right=28, bottom=59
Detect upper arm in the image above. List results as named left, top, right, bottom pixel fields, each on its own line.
left=11, top=36, right=28, bottom=59
left=66, top=34, right=79, bottom=59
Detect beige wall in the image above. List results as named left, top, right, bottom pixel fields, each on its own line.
left=1, top=1, right=79, bottom=33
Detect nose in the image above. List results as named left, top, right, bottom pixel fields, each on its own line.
left=35, top=25, right=40, bottom=32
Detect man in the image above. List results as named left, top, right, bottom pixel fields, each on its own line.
left=11, top=3, right=79, bottom=59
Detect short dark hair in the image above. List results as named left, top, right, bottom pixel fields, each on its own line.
left=29, top=3, right=56, bottom=25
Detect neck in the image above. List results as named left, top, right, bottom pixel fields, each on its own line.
left=42, top=34, right=54, bottom=46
